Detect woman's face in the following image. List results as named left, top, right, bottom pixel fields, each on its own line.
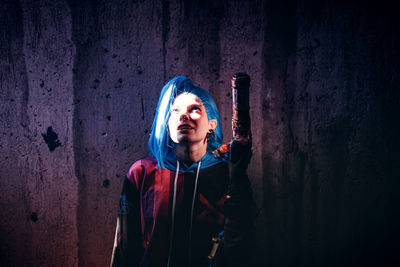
left=168, top=93, right=217, bottom=145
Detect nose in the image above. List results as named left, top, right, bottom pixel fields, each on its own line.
left=179, top=113, right=188, bottom=121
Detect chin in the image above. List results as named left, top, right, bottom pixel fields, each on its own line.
left=176, top=135, right=200, bottom=145
left=176, top=137, right=190, bottom=144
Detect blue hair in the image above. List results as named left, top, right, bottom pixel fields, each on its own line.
left=148, top=76, right=225, bottom=170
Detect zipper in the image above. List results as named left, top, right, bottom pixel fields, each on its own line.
left=188, top=161, right=201, bottom=267
left=167, top=161, right=201, bottom=267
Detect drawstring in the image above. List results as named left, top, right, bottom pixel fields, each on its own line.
left=188, top=161, right=201, bottom=267
left=167, top=161, right=201, bottom=267
left=167, top=161, right=180, bottom=267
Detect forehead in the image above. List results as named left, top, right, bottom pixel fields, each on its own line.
left=172, top=93, right=203, bottom=107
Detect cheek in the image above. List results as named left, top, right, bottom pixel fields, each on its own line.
left=168, top=113, right=179, bottom=127
left=168, top=116, right=178, bottom=140
left=198, top=119, right=211, bottom=133
left=168, top=124, right=178, bottom=142
left=190, top=113, right=201, bottom=120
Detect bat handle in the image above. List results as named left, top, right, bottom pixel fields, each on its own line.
left=231, top=72, right=251, bottom=139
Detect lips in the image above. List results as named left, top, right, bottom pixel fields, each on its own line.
left=177, top=124, right=194, bottom=130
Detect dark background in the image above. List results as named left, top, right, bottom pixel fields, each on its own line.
left=1, top=0, right=399, bottom=266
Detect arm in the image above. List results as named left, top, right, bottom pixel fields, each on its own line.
left=110, top=175, right=143, bottom=267
left=217, top=72, right=255, bottom=266
left=220, top=138, right=256, bottom=266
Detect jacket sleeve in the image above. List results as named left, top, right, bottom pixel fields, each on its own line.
left=110, top=174, right=144, bottom=267
left=221, top=140, right=256, bottom=266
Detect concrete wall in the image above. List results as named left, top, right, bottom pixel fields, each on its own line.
left=1, top=0, right=399, bottom=266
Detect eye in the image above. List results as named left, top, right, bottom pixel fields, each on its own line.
left=190, top=106, right=201, bottom=112
left=171, top=108, right=179, bottom=113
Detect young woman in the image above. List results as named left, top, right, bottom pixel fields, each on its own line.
left=111, top=77, right=254, bottom=267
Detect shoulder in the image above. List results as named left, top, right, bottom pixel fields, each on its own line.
left=126, top=155, right=158, bottom=188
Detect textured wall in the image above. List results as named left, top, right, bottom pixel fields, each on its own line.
left=1, top=0, right=399, bottom=266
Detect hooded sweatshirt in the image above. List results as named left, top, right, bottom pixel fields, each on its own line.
left=111, top=142, right=254, bottom=267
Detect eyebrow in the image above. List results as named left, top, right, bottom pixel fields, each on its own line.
left=172, top=102, right=202, bottom=108
left=188, top=103, right=202, bottom=109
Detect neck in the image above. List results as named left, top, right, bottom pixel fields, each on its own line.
left=174, top=142, right=207, bottom=166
